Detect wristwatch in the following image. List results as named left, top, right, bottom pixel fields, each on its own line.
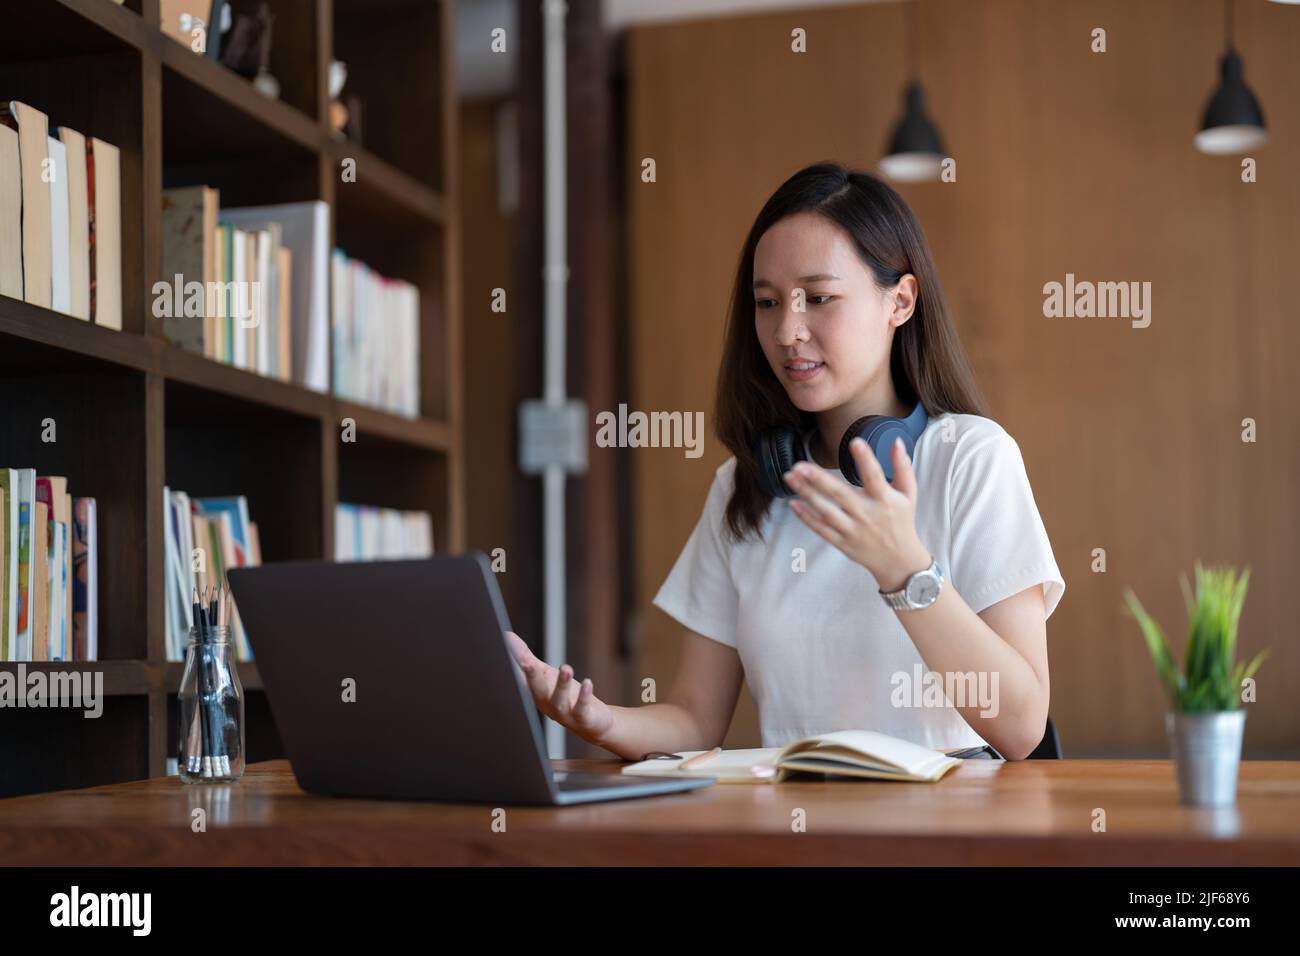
left=879, top=556, right=945, bottom=611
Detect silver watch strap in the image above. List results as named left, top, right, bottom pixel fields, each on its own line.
left=879, top=557, right=941, bottom=609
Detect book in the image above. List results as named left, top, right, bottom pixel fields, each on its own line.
left=31, top=501, right=48, bottom=662
left=230, top=226, right=247, bottom=368
left=63, top=490, right=72, bottom=640
left=47, top=134, right=70, bottom=314
left=621, top=730, right=964, bottom=784
left=210, top=223, right=227, bottom=360
left=86, top=135, right=96, bottom=318
left=243, top=229, right=256, bottom=369
left=1, top=101, right=52, bottom=308
left=72, top=497, right=97, bottom=661
left=160, top=0, right=212, bottom=52
left=88, top=137, right=121, bottom=329
left=193, top=496, right=251, bottom=561
left=0, top=124, right=21, bottom=300
left=164, top=488, right=195, bottom=662
left=164, top=491, right=262, bottom=661
left=220, top=201, right=329, bottom=392
left=334, top=504, right=433, bottom=561
left=276, top=247, right=292, bottom=380
left=55, top=127, right=89, bottom=320
left=210, top=510, right=251, bottom=660
left=46, top=519, right=66, bottom=660
left=12, top=468, right=36, bottom=661
left=220, top=223, right=233, bottom=360
left=254, top=228, right=273, bottom=376
left=160, top=185, right=219, bottom=352
left=35, top=477, right=72, bottom=660
left=331, top=250, right=421, bottom=417
left=0, top=470, right=15, bottom=660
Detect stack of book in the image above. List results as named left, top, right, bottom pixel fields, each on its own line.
left=164, top=490, right=261, bottom=662
left=0, top=100, right=121, bottom=328
left=335, top=504, right=433, bottom=562
left=331, top=250, right=421, bottom=417
left=160, top=191, right=330, bottom=392
left=0, top=469, right=98, bottom=662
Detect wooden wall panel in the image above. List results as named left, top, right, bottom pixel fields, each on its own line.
left=626, top=0, right=1299, bottom=756
left=460, top=99, right=517, bottom=615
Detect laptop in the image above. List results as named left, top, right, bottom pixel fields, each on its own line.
left=226, top=554, right=715, bottom=805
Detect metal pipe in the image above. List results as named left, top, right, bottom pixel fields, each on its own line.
left=541, top=0, right=569, bottom=758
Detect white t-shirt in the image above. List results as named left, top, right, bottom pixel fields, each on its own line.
left=652, top=412, right=1065, bottom=751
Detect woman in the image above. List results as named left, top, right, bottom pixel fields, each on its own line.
left=507, top=162, right=1065, bottom=761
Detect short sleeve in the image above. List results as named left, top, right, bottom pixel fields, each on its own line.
left=651, top=462, right=741, bottom=648
left=947, top=431, right=1065, bottom=621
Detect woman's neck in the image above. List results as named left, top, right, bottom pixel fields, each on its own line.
left=810, top=386, right=913, bottom=468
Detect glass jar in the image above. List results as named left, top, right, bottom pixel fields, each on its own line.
left=178, top=625, right=246, bottom=783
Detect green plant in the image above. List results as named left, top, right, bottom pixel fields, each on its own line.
left=1123, top=563, right=1267, bottom=713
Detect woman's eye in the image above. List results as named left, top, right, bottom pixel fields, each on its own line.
left=754, top=295, right=832, bottom=308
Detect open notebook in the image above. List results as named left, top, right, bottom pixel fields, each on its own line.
left=621, top=730, right=963, bottom=783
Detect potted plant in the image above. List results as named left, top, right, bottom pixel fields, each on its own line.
left=1124, top=563, right=1267, bottom=807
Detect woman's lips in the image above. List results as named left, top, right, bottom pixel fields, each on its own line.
left=784, top=360, right=825, bottom=382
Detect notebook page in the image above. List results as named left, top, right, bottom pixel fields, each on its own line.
left=782, top=730, right=956, bottom=775
left=621, top=747, right=783, bottom=780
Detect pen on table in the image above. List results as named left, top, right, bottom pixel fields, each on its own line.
left=188, top=591, right=204, bottom=775
left=204, top=587, right=224, bottom=777
left=195, top=596, right=215, bottom=777
left=203, top=592, right=220, bottom=778
left=215, top=586, right=230, bottom=775
left=678, top=746, right=721, bottom=770
left=207, top=586, right=229, bottom=776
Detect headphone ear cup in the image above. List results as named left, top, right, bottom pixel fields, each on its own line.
left=841, top=416, right=914, bottom=484
left=754, top=427, right=806, bottom=499
left=838, top=416, right=880, bottom=486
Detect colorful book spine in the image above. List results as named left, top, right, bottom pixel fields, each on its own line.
left=72, top=497, right=97, bottom=661
left=13, top=469, right=35, bottom=662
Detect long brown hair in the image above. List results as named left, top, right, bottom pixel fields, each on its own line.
left=715, top=161, right=989, bottom=541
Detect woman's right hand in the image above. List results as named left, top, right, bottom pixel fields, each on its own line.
left=504, top=631, right=616, bottom=746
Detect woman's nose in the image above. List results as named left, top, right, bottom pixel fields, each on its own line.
left=774, top=308, right=809, bottom=346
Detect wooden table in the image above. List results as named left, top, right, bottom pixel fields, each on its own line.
left=1, top=758, right=1298, bottom=865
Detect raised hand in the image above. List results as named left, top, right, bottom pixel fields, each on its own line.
left=504, top=630, right=616, bottom=745
left=782, top=435, right=933, bottom=592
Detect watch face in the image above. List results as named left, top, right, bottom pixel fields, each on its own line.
left=907, top=571, right=941, bottom=607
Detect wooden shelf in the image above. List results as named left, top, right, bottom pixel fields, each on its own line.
left=0, top=0, right=151, bottom=58
left=158, top=37, right=322, bottom=155
left=330, top=139, right=447, bottom=229
left=159, top=340, right=330, bottom=422
left=1, top=0, right=464, bottom=796
left=0, top=660, right=155, bottom=696
left=335, top=400, right=454, bottom=451
left=0, top=297, right=154, bottom=374
left=0, top=659, right=262, bottom=696
left=0, top=303, right=456, bottom=451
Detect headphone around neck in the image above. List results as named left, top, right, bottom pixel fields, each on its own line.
left=753, top=401, right=930, bottom=499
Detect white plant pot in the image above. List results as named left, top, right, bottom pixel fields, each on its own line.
left=1165, top=710, right=1246, bottom=807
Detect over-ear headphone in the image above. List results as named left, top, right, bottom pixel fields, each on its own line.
left=753, top=401, right=929, bottom=499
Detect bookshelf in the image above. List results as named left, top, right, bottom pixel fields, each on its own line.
left=0, top=0, right=463, bottom=797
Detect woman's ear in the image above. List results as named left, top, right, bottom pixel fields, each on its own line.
left=889, top=274, right=919, bottom=326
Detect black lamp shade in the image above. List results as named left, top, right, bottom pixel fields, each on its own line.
left=1196, top=48, right=1269, bottom=154
left=880, top=82, right=946, bottom=182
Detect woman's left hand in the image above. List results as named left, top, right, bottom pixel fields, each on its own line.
left=784, top=436, right=933, bottom=592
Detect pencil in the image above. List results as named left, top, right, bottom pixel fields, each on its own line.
left=679, top=746, right=721, bottom=770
